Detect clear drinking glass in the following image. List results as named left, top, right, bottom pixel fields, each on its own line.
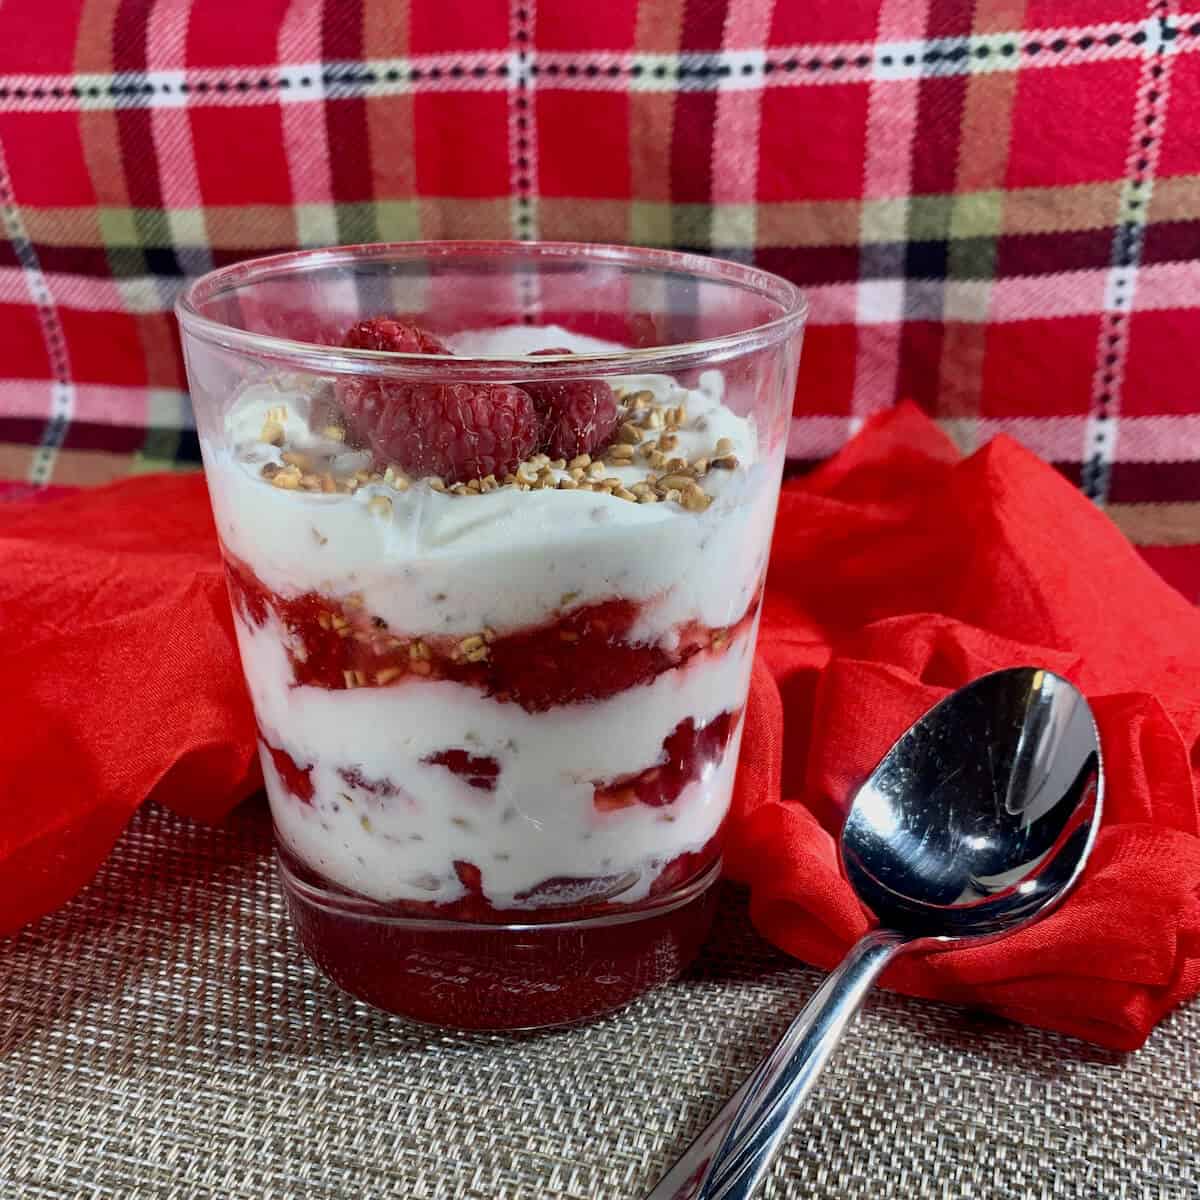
left=177, top=242, right=806, bottom=1030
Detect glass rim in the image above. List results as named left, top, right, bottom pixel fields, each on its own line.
left=175, top=240, right=808, bottom=381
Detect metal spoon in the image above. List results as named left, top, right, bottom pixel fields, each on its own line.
left=648, top=667, right=1103, bottom=1200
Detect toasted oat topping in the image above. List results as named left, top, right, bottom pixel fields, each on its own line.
left=251, top=376, right=746, bottom=511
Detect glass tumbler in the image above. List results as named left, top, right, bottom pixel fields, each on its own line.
left=177, top=241, right=806, bottom=1030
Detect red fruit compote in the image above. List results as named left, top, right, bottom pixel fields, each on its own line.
left=178, top=243, right=805, bottom=1030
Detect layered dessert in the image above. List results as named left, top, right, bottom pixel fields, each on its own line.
left=202, top=319, right=779, bottom=1026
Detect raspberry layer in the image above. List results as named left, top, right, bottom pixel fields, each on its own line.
left=226, top=553, right=759, bottom=713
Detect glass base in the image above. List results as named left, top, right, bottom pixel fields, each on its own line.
left=279, top=855, right=722, bottom=1031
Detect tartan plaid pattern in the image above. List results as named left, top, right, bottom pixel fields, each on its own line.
left=0, top=0, right=1198, bottom=555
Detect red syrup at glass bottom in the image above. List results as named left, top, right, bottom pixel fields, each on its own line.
left=278, top=841, right=723, bottom=1030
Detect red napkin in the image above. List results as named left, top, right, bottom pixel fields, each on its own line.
left=728, top=405, right=1200, bottom=1051
left=0, top=477, right=260, bottom=932
left=3, top=405, right=1198, bottom=1050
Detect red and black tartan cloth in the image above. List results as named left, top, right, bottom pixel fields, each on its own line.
left=0, top=0, right=1197, bottom=595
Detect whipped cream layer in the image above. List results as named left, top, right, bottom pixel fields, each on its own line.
left=206, top=326, right=775, bottom=638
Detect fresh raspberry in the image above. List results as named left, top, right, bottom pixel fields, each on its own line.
left=342, top=317, right=449, bottom=354
left=342, top=380, right=539, bottom=483
left=336, top=319, right=538, bottom=482
left=525, top=347, right=620, bottom=459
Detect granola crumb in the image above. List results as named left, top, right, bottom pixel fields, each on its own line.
left=270, top=467, right=302, bottom=490
left=657, top=472, right=694, bottom=492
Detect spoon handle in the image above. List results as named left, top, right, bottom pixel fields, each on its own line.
left=645, top=928, right=907, bottom=1200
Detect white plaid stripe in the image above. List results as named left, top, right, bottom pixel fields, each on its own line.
left=791, top=413, right=1200, bottom=464
left=787, top=416, right=864, bottom=460
left=800, top=268, right=1199, bottom=325
left=507, top=32, right=539, bottom=241
left=278, top=8, right=337, bottom=247
left=147, top=1, right=213, bottom=283
left=1083, top=8, right=1183, bottom=502
left=852, top=0, right=929, bottom=421
left=0, top=380, right=192, bottom=427
left=938, top=29, right=1020, bottom=440
left=711, top=5, right=772, bottom=254
left=0, top=137, right=73, bottom=485
left=1, top=21, right=1199, bottom=112
left=10, top=376, right=1198, bottom=462
left=6, top=265, right=1196, bottom=324
left=508, top=0, right=540, bottom=324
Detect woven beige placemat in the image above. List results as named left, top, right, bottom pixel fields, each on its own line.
left=1, top=799, right=1196, bottom=1200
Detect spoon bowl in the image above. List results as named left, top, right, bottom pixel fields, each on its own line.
left=843, top=667, right=1102, bottom=939
left=648, top=667, right=1103, bottom=1200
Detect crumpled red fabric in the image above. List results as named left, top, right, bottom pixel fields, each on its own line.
left=0, top=476, right=261, bottom=934
left=2, top=405, right=1198, bottom=1049
left=728, top=405, right=1200, bottom=1051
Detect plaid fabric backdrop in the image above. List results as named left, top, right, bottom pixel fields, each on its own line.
left=0, top=0, right=1197, bottom=589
